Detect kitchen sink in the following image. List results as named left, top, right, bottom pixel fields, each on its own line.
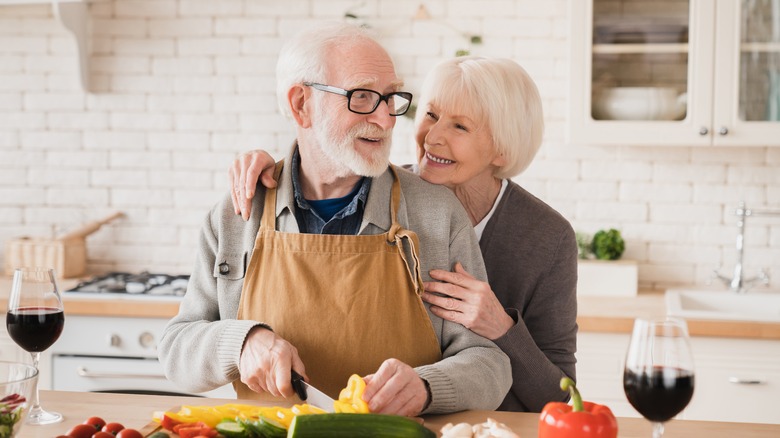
left=665, top=288, right=780, bottom=323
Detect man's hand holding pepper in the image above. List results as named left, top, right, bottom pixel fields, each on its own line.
left=239, top=326, right=307, bottom=398
left=362, top=358, right=429, bottom=416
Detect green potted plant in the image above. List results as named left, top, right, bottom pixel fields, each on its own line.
left=576, top=228, right=637, bottom=297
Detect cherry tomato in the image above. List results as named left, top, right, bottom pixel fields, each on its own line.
left=101, top=422, right=125, bottom=435
left=116, top=429, right=143, bottom=438
left=84, top=416, right=107, bottom=430
left=66, top=423, right=100, bottom=438
left=92, top=433, right=116, bottom=438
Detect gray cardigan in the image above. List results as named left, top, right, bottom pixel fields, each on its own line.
left=485, top=180, right=578, bottom=412
left=158, top=159, right=512, bottom=414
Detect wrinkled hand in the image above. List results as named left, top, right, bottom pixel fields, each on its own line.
left=362, top=359, right=428, bottom=416
left=239, top=326, right=307, bottom=398
left=229, top=149, right=278, bottom=221
left=422, top=262, right=514, bottom=340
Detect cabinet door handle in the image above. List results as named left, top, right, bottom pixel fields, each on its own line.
left=729, top=376, right=766, bottom=385
left=719, top=126, right=729, bottom=135
left=699, top=127, right=709, bottom=135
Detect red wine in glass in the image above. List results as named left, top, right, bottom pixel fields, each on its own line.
left=5, top=267, right=65, bottom=425
left=624, top=317, right=694, bottom=438
left=6, top=307, right=64, bottom=353
left=623, top=366, right=695, bottom=423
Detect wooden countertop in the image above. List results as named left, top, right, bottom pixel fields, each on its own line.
left=15, top=390, right=780, bottom=438
left=2, top=277, right=779, bottom=339
left=577, top=292, right=780, bottom=339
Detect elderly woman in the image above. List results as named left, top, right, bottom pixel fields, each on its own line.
left=229, top=56, right=578, bottom=412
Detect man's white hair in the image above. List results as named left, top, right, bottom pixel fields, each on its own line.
left=275, top=23, right=379, bottom=119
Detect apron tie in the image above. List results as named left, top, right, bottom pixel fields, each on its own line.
left=394, top=229, right=425, bottom=295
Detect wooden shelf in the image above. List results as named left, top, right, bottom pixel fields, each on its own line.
left=741, top=42, right=780, bottom=53
left=593, top=43, right=689, bottom=55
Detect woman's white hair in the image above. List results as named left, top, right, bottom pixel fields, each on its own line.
left=415, top=56, right=544, bottom=179
left=275, top=22, right=379, bottom=119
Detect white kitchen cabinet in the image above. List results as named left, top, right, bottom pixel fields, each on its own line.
left=0, top=326, right=26, bottom=363
left=683, top=336, right=780, bottom=424
left=0, top=323, right=53, bottom=389
left=576, top=332, right=638, bottom=418
left=577, top=331, right=780, bottom=424
left=569, top=0, right=780, bottom=146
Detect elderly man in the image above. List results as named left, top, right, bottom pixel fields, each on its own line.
left=158, top=23, right=511, bottom=416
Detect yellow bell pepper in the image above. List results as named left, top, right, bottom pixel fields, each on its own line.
left=152, top=399, right=331, bottom=430
left=291, top=403, right=327, bottom=416
left=333, top=374, right=370, bottom=413
left=155, top=403, right=271, bottom=428
left=272, top=407, right=296, bottom=428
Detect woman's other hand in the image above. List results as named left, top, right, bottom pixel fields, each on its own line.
left=422, top=262, right=514, bottom=340
left=229, top=149, right=278, bottom=221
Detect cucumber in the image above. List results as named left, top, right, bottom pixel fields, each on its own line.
left=147, top=432, right=169, bottom=438
left=256, top=415, right=287, bottom=438
left=216, top=420, right=250, bottom=438
left=238, top=418, right=264, bottom=437
left=287, top=413, right=436, bottom=438
left=239, top=415, right=286, bottom=438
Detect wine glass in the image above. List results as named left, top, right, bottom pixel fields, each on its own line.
left=623, top=317, right=694, bottom=438
left=5, top=267, right=65, bottom=425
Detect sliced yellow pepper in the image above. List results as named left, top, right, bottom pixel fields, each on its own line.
left=291, top=403, right=327, bottom=416
left=333, top=374, right=370, bottom=413
left=153, top=400, right=329, bottom=429
left=273, top=407, right=295, bottom=428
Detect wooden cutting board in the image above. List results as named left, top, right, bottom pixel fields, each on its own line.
left=135, top=406, right=430, bottom=437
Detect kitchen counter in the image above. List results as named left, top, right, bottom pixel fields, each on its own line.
left=1, top=277, right=779, bottom=339
left=577, top=292, right=780, bottom=339
left=16, top=390, right=780, bottom=437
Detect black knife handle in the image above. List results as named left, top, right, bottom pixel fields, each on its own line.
left=291, top=369, right=307, bottom=400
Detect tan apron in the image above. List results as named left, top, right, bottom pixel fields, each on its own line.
left=235, top=162, right=441, bottom=400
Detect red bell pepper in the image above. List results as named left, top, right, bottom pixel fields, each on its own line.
left=177, top=424, right=218, bottom=438
left=539, top=377, right=618, bottom=438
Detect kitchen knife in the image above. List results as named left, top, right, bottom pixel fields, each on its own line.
left=291, top=370, right=335, bottom=413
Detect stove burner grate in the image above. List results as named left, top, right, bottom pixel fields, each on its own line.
left=66, top=271, right=189, bottom=297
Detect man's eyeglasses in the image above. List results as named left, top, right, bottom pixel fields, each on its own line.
left=303, top=82, right=413, bottom=116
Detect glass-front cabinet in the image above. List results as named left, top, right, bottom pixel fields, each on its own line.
left=569, top=0, right=780, bottom=146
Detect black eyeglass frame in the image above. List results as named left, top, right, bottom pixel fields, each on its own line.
left=302, top=82, right=413, bottom=116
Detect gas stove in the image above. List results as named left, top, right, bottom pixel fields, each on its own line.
left=64, top=272, right=188, bottom=301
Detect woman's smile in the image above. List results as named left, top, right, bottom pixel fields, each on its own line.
left=425, top=151, right=454, bottom=165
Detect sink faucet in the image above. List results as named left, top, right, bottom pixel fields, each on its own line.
left=713, top=201, right=778, bottom=293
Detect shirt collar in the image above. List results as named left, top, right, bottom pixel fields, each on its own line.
left=278, top=144, right=393, bottom=231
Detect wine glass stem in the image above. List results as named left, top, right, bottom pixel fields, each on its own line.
left=652, top=422, right=665, bottom=438
left=29, top=352, right=42, bottom=411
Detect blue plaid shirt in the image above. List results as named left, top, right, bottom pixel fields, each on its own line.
left=290, top=149, right=371, bottom=235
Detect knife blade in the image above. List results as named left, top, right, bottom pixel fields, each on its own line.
left=291, top=370, right=335, bottom=413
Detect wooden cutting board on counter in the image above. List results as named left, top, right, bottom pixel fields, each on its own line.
left=135, top=407, right=432, bottom=437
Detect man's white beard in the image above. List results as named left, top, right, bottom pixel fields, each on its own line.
left=313, top=107, right=392, bottom=178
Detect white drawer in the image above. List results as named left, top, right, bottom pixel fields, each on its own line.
left=682, top=365, right=780, bottom=424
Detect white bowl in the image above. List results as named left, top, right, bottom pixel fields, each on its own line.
left=593, top=87, right=687, bottom=121
left=0, top=362, right=38, bottom=437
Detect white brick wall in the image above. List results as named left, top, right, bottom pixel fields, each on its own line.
left=0, top=0, right=777, bottom=291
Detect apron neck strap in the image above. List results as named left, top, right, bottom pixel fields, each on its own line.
left=386, top=165, right=403, bottom=240
left=260, top=161, right=285, bottom=231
